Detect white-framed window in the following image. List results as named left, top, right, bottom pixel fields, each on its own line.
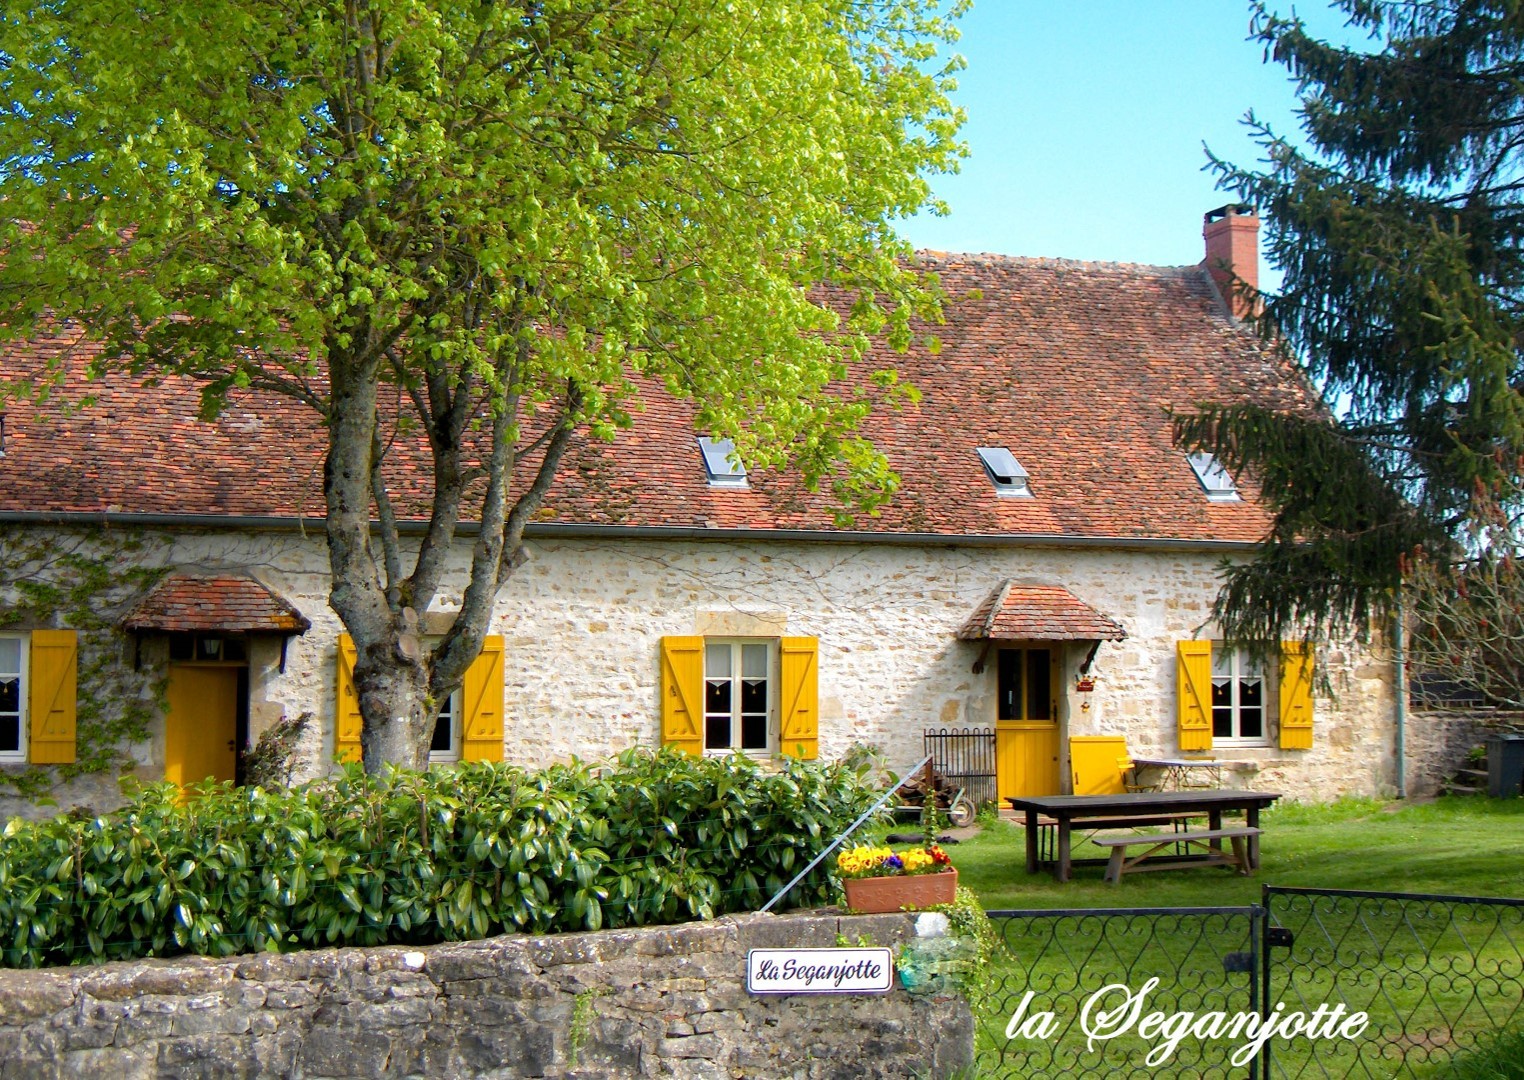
left=1211, top=645, right=1270, bottom=744
left=977, top=446, right=1033, bottom=498
left=0, top=634, right=26, bottom=762
left=1188, top=451, right=1241, bottom=501
left=697, top=437, right=748, bottom=488
left=704, top=639, right=772, bottom=753
left=429, top=689, right=462, bottom=764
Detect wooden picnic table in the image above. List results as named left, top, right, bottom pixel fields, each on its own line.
left=1006, top=789, right=1282, bottom=882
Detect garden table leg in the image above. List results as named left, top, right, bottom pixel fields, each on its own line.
left=1057, top=818, right=1072, bottom=882
left=1025, top=811, right=1039, bottom=874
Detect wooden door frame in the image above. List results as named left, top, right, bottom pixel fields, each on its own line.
left=992, top=642, right=1070, bottom=798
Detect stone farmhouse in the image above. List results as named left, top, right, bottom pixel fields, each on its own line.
left=0, top=207, right=1411, bottom=817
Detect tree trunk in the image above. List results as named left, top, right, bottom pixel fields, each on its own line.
left=355, top=647, right=431, bottom=772
left=324, top=343, right=436, bottom=773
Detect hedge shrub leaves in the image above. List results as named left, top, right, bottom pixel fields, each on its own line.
left=0, top=748, right=880, bottom=968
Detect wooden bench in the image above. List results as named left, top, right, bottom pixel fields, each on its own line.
left=1024, top=814, right=1207, bottom=866
left=1092, top=827, right=1263, bottom=884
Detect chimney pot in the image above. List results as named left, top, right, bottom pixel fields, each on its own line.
left=1203, top=205, right=1260, bottom=321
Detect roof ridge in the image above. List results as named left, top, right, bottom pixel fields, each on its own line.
left=913, top=250, right=1202, bottom=275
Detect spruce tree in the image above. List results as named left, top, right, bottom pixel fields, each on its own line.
left=1178, top=0, right=1524, bottom=658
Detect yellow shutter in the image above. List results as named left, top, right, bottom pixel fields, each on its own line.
left=335, top=634, right=363, bottom=764
left=1177, top=640, right=1213, bottom=751
left=660, top=636, right=704, bottom=756
left=1279, top=641, right=1314, bottom=749
left=779, top=636, right=819, bottom=760
left=461, top=635, right=505, bottom=762
left=28, top=630, right=77, bottom=765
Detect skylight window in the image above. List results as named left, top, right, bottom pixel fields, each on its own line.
left=976, top=446, right=1032, bottom=497
left=697, top=436, right=748, bottom=488
left=1188, top=451, right=1240, bottom=501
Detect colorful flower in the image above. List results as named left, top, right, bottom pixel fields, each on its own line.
left=836, top=843, right=955, bottom=879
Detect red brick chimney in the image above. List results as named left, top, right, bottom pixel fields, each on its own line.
left=1203, top=204, right=1259, bottom=321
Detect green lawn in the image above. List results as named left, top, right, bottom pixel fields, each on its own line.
left=940, top=797, right=1524, bottom=1078
left=953, top=795, right=1524, bottom=909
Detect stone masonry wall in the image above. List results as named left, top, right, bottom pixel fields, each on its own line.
left=0, top=912, right=973, bottom=1080
left=2, top=524, right=1406, bottom=817
left=1404, top=709, right=1524, bottom=796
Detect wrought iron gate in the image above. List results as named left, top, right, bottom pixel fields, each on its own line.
left=979, top=887, right=1524, bottom=1078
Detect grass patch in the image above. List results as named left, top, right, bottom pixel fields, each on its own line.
left=1438, top=1028, right=1524, bottom=1079
left=951, top=797, right=1524, bottom=1078
left=954, top=796, right=1524, bottom=910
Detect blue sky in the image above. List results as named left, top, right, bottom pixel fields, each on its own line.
left=901, top=2, right=1362, bottom=271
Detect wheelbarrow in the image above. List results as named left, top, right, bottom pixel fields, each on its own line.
left=894, top=761, right=977, bottom=829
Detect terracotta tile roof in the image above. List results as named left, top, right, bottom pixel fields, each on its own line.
left=122, top=573, right=311, bottom=633
left=957, top=582, right=1127, bottom=642
left=0, top=254, right=1311, bottom=544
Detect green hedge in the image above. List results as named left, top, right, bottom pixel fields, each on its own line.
left=0, top=749, right=881, bottom=968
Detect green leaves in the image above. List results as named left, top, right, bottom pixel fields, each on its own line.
left=0, top=0, right=968, bottom=769
left=0, top=750, right=880, bottom=968
left=0, top=0, right=965, bottom=473
left=1203, top=1, right=1524, bottom=647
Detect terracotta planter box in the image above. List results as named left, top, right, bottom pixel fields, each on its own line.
left=841, top=869, right=958, bottom=913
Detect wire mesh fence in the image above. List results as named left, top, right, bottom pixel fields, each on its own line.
left=1263, top=886, right=1524, bottom=1079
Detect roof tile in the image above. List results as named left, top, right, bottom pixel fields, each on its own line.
left=122, top=574, right=311, bottom=633
left=0, top=255, right=1310, bottom=544
left=958, top=582, right=1127, bottom=641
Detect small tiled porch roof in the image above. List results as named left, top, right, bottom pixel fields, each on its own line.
left=957, top=582, right=1127, bottom=642
left=122, top=573, right=311, bottom=634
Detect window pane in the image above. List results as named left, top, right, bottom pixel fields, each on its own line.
left=705, top=679, right=731, bottom=715
left=0, top=677, right=17, bottom=714
left=741, top=714, right=768, bottom=750
left=1240, top=678, right=1263, bottom=708
left=997, top=651, right=1022, bottom=721
left=1026, top=650, right=1051, bottom=720
left=706, top=715, right=731, bottom=750
left=1211, top=676, right=1233, bottom=736
left=1240, top=708, right=1263, bottom=739
left=0, top=715, right=17, bottom=753
left=741, top=644, right=767, bottom=679
left=1211, top=647, right=1233, bottom=678
left=740, top=678, right=767, bottom=715
left=430, top=712, right=453, bottom=754
left=705, top=643, right=731, bottom=678
left=0, top=638, right=19, bottom=672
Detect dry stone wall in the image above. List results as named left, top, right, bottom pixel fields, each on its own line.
left=0, top=911, right=973, bottom=1080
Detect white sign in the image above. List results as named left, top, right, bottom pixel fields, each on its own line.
left=746, top=948, right=894, bottom=994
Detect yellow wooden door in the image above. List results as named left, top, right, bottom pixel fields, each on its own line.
left=994, top=645, right=1062, bottom=799
left=165, top=665, right=240, bottom=785
left=996, top=721, right=1061, bottom=800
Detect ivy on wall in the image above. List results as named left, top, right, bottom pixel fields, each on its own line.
left=0, top=527, right=170, bottom=800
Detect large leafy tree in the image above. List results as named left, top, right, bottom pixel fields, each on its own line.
left=0, top=1, right=966, bottom=769
left=1177, top=0, right=1524, bottom=660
